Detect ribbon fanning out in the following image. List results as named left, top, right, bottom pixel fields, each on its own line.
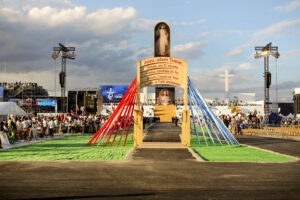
left=188, top=77, right=239, bottom=147
left=88, top=77, right=137, bottom=147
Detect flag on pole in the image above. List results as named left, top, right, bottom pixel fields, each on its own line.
left=70, top=110, right=79, bottom=118
left=76, top=105, right=79, bottom=112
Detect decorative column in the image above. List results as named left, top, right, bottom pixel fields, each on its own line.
left=181, top=61, right=190, bottom=146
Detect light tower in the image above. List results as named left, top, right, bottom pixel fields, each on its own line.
left=254, top=42, right=279, bottom=115
left=52, top=43, right=75, bottom=111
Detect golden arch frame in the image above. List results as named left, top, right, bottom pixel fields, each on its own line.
left=134, top=56, right=190, bottom=147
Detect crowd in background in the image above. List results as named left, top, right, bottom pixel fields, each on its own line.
left=219, top=113, right=300, bottom=134
left=0, top=114, right=110, bottom=146
left=1, top=111, right=299, bottom=148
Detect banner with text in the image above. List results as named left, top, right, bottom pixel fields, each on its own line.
left=140, top=57, right=186, bottom=88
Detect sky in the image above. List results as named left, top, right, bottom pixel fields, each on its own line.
left=0, top=0, right=299, bottom=102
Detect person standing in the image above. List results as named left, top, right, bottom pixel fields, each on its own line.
left=48, top=118, right=55, bottom=138
left=174, top=116, right=179, bottom=127
left=42, top=118, right=47, bottom=137
left=22, top=118, right=29, bottom=141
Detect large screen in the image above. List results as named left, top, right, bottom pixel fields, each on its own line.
left=0, top=87, right=4, bottom=98
left=36, top=99, right=57, bottom=107
left=155, top=87, right=175, bottom=105
left=100, top=85, right=129, bottom=103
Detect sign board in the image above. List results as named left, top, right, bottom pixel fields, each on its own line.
left=139, top=57, right=186, bottom=88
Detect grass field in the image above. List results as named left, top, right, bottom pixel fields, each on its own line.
left=0, top=134, right=134, bottom=161
left=190, top=135, right=295, bottom=162
left=191, top=125, right=208, bottom=133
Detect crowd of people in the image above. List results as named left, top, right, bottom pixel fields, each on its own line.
left=282, top=118, right=299, bottom=126
left=0, top=114, right=111, bottom=148
left=219, top=113, right=263, bottom=134
left=219, top=113, right=300, bottom=134
left=1, top=82, right=38, bottom=90
left=1, top=110, right=299, bottom=148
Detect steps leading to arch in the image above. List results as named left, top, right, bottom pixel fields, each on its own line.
left=154, top=105, right=176, bottom=122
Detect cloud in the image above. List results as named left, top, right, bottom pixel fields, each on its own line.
left=281, top=50, right=300, bottom=58
left=172, top=19, right=206, bottom=26
left=198, top=30, right=243, bottom=37
left=225, top=18, right=300, bottom=58
left=172, top=41, right=207, bottom=60
left=236, top=62, right=255, bottom=70
left=274, top=0, right=300, bottom=12
left=27, top=6, right=87, bottom=28
left=136, top=41, right=207, bottom=60
left=0, top=1, right=150, bottom=94
left=253, top=18, right=300, bottom=38
left=224, top=44, right=249, bottom=57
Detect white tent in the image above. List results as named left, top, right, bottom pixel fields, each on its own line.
left=0, top=102, right=26, bottom=116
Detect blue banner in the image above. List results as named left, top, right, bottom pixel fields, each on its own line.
left=100, top=85, right=129, bottom=103
left=0, top=87, right=4, bottom=98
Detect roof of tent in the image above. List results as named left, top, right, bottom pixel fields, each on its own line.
left=0, top=102, right=27, bottom=116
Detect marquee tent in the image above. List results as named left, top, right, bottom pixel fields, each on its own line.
left=0, top=102, right=26, bottom=116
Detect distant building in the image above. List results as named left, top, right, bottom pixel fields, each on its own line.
left=0, top=82, right=56, bottom=113
left=294, top=88, right=300, bottom=117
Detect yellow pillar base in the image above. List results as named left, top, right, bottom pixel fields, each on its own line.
left=181, top=109, right=190, bottom=146
left=134, top=109, right=143, bottom=147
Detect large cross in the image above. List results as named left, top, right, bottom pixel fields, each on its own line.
left=219, top=69, right=234, bottom=105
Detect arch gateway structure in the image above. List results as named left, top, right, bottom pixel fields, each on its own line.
left=135, top=56, right=190, bottom=146
left=88, top=22, right=239, bottom=148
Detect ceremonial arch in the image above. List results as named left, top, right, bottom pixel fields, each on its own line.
left=134, top=56, right=190, bottom=146
left=88, top=22, right=239, bottom=148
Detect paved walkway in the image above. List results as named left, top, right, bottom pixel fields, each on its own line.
left=1, top=124, right=300, bottom=199
left=143, top=122, right=181, bottom=142
left=133, top=122, right=195, bottom=161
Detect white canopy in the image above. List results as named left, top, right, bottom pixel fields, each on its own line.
left=0, top=102, right=26, bottom=116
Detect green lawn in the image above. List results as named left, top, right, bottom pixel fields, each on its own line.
left=190, top=135, right=295, bottom=162
left=191, top=125, right=207, bottom=133
left=0, top=134, right=134, bottom=161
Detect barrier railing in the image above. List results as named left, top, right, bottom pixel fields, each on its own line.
left=240, top=125, right=300, bottom=136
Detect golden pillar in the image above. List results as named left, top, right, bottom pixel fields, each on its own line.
left=181, top=61, right=190, bottom=146
left=134, top=61, right=143, bottom=147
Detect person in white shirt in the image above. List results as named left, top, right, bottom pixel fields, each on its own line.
left=42, top=118, right=47, bottom=136
left=48, top=118, right=55, bottom=137
left=22, top=118, right=30, bottom=141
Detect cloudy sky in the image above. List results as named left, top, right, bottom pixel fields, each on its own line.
left=0, top=0, right=299, bottom=102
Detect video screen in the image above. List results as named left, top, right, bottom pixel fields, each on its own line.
left=0, top=87, right=3, bottom=98
left=36, top=99, right=57, bottom=107
left=100, top=85, right=129, bottom=103
left=155, top=87, right=175, bottom=105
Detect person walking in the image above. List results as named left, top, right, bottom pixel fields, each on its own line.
left=174, top=116, right=179, bottom=127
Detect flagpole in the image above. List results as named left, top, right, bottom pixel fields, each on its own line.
left=76, top=90, right=78, bottom=114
